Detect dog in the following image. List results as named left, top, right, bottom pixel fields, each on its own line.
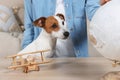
left=18, top=14, right=69, bottom=59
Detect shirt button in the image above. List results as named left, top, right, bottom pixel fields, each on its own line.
left=65, top=4, right=69, bottom=7
left=70, top=28, right=73, bottom=31
left=68, top=16, right=71, bottom=19
left=52, top=12, right=54, bottom=15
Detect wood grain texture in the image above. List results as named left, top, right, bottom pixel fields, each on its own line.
left=0, top=57, right=120, bottom=80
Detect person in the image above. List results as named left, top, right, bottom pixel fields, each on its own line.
left=22, top=0, right=110, bottom=57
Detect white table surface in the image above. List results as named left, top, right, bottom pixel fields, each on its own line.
left=0, top=57, right=120, bottom=80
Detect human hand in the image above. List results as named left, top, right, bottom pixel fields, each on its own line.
left=100, top=0, right=111, bottom=5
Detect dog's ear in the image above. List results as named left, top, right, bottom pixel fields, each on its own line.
left=56, top=13, right=65, bottom=21
left=33, top=17, right=46, bottom=27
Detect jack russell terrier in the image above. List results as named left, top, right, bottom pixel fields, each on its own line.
left=18, top=14, right=69, bottom=59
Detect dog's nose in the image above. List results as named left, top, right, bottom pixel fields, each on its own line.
left=63, top=31, right=69, bottom=37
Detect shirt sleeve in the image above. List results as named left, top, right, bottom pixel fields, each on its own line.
left=21, top=0, right=34, bottom=49
left=85, top=0, right=100, bottom=21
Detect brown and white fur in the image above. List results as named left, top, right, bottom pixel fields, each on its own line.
left=18, top=14, right=69, bottom=59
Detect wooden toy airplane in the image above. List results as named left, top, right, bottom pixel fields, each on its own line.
left=6, top=49, right=52, bottom=73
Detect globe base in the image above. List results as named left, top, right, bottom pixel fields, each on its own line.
left=101, top=71, right=120, bottom=80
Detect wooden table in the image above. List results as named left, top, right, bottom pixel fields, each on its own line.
left=0, top=57, right=120, bottom=80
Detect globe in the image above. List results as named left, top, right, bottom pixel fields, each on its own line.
left=89, top=0, right=120, bottom=61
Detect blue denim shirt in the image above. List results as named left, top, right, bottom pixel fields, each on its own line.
left=22, top=0, right=100, bottom=57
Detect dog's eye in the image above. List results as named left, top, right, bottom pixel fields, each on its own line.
left=62, top=21, right=64, bottom=25
left=52, top=23, right=57, bottom=28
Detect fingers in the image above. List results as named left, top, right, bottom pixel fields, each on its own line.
left=100, top=0, right=111, bottom=5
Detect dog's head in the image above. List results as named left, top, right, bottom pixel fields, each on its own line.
left=33, top=14, right=69, bottom=39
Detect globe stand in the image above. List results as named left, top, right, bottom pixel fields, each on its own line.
left=112, top=60, right=120, bottom=67
left=101, top=60, right=120, bottom=80
left=101, top=71, right=120, bottom=80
